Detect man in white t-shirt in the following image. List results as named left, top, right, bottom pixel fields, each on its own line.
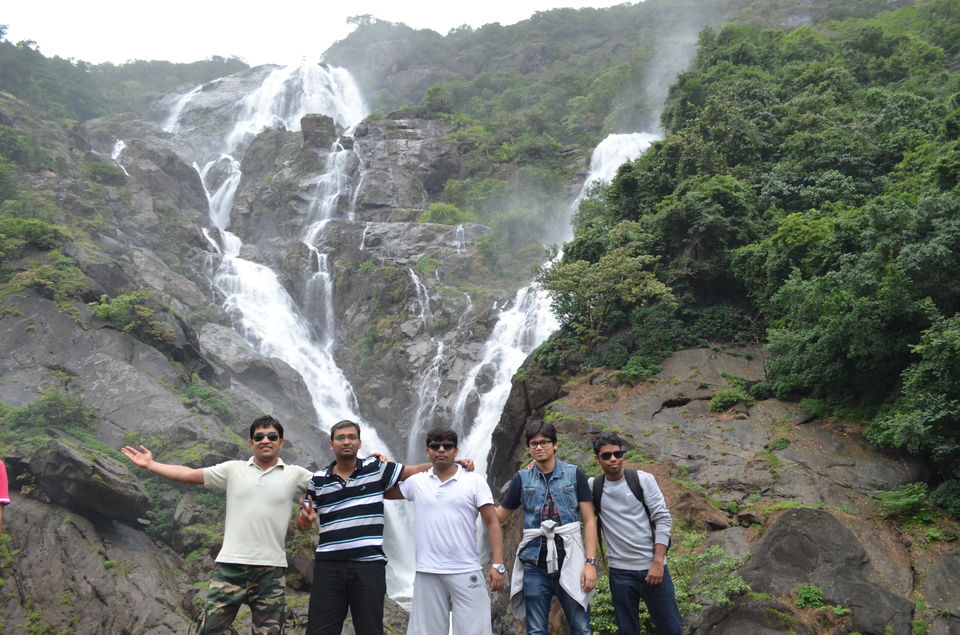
left=389, top=427, right=505, bottom=635
left=121, top=415, right=312, bottom=634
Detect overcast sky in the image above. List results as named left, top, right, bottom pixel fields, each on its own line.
left=4, top=1, right=633, bottom=67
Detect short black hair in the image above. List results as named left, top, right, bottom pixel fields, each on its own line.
left=592, top=431, right=624, bottom=454
left=524, top=421, right=557, bottom=445
left=250, top=415, right=283, bottom=439
left=425, top=427, right=458, bottom=446
left=330, top=420, right=361, bottom=438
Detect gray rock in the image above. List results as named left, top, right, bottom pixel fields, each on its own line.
left=1, top=495, right=195, bottom=634
left=29, top=437, right=150, bottom=523
left=739, top=508, right=913, bottom=634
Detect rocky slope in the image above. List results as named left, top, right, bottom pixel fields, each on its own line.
left=490, top=345, right=960, bottom=634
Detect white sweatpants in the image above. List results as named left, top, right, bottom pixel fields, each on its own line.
left=407, top=570, right=493, bottom=635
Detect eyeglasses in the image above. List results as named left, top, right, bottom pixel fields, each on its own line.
left=253, top=432, right=280, bottom=442
left=333, top=434, right=359, bottom=442
left=528, top=440, right=553, bottom=448
left=599, top=450, right=626, bottom=460
left=427, top=442, right=456, bottom=451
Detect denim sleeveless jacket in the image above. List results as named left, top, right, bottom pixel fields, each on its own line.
left=517, top=459, right=581, bottom=563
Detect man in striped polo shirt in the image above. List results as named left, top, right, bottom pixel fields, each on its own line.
left=297, top=419, right=467, bottom=635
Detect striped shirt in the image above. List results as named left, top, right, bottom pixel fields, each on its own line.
left=307, top=456, right=404, bottom=561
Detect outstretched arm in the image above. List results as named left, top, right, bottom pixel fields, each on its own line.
left=120, top=445, right=204, bottom=485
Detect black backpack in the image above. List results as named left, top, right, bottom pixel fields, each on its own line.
left=592, top=469, right=670, bottom=557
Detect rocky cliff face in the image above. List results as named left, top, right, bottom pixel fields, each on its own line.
left=490, top=345, right=960, bottom=634
left=0, top=66, right=564, bottom=632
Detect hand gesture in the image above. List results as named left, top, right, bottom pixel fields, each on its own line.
left=457, top=458, right=475, bottom=472
left=120, top=445, right=153, bottom=469
left=297, top=495, right=317, bottom=531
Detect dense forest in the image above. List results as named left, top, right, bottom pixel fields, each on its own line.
left=532, top=0, right=960, bottom=517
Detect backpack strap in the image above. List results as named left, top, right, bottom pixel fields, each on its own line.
left=591, top=475, right=606, bottom=563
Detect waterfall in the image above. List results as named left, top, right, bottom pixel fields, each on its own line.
left=162, top=84, right=205, bottom=134
left=164, top=61, right=427, bottom=602
left=111, top=139, right=130, bottom=176
left=577, top=131, right=661, bottom=200
left=458, top=132, right=661, bottom=471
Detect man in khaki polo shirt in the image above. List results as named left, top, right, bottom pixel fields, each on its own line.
left=122, top=415, right=311, bottom=634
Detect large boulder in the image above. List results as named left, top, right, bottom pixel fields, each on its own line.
left=0, top=495, right=196, bottom=634
left=29, top=437, right=150, bottom=523
left=738, top=508, right=914, bottom=634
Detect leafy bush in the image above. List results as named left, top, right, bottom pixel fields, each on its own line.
left=930, top=479, right=960, bottom=518
left=82, top=161, right=126, bottom=186
left=0, top=218, right=68, bottom=250
left=873, top=482, right=930, bottom=519
left=709, top=388, right=756, bottom=412
left=610, top=355, right=661, bottom=383
left=88, top=290, right=177, bottom=345
left=418, top=202, right=472, bottom=224
left=795, top=583, right=825, bottom=609
left=2, top=388, right=98, bottom=430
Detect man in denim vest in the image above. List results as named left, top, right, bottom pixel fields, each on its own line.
left=495, top=422, right=598, bottom=634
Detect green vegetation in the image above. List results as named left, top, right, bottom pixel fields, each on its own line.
left=795, top=583, right=825, bottom=609
left=590, top=526, right=748, bottom=633
left=530, top=0, right=960, bottom=516
left=709, top=388, right=756, bottom=412
left=88, top=290, right=177, bottom=346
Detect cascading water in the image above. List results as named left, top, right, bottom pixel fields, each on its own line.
left=457, top=131, right=662, bottom=470
left=111, top=140, right=130, bottom=176
left=165, top=62, right=417, bottom=596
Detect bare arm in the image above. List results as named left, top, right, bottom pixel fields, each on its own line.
left=384, top=485, right=405, bottom=500
left=480, top=503, right=505, bottom=591
left=579, top=499, right=598, bottom=592
left=120, top=445, right=204, bottom=485
left=494, top=504, right=515, bottom=524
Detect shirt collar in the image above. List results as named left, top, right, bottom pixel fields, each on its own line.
left=429, top=463, right=462, bottom=481
left=246, top=456, right=286, bottom=471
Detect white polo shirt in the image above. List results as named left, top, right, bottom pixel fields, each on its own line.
left=203, top=457, right=312, bottom=567
left=399, top=465, right=494, bottom=574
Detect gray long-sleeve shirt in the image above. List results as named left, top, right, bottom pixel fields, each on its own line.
left=589, top=471, right=672, bottom=570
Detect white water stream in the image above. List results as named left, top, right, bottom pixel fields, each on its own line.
left=164, top=61, right=658, bottom=605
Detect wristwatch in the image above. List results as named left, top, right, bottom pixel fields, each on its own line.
left=491, top=563, right=506, bottom=574
left=584, top=558, right=598, bottom=565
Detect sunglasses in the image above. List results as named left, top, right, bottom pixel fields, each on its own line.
left=427, top=442, right=456, bottom=451
left=599, top=450, right=626, bottom=460
left=252, top=432, right=280, bottom=442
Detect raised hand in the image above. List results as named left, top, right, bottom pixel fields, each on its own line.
left=297, top=495, right=317, bottom=530
left=120, top=445, right=153, bottom=469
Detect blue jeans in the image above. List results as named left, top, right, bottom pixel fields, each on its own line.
left=609, top=566, right=682, bottom=635
left=521, top=565, right=591, bottom=635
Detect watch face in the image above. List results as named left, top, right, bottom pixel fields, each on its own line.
left=493, top=564, right=506, bottom=574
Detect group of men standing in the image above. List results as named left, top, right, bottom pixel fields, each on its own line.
left=121, top=416, right=681, bottom=635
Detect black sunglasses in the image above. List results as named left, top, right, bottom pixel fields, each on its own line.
left=253, top=432, right=280, bottom=442
left=599, top=450, right=625, bottom=460
left=427, top=442, right=456, bottom=451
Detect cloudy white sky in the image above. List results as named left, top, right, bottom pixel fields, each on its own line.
left=4, top=1, right=632, bottom=66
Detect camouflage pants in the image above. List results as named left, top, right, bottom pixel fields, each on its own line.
left=198, top=563, right=287, bottom=635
